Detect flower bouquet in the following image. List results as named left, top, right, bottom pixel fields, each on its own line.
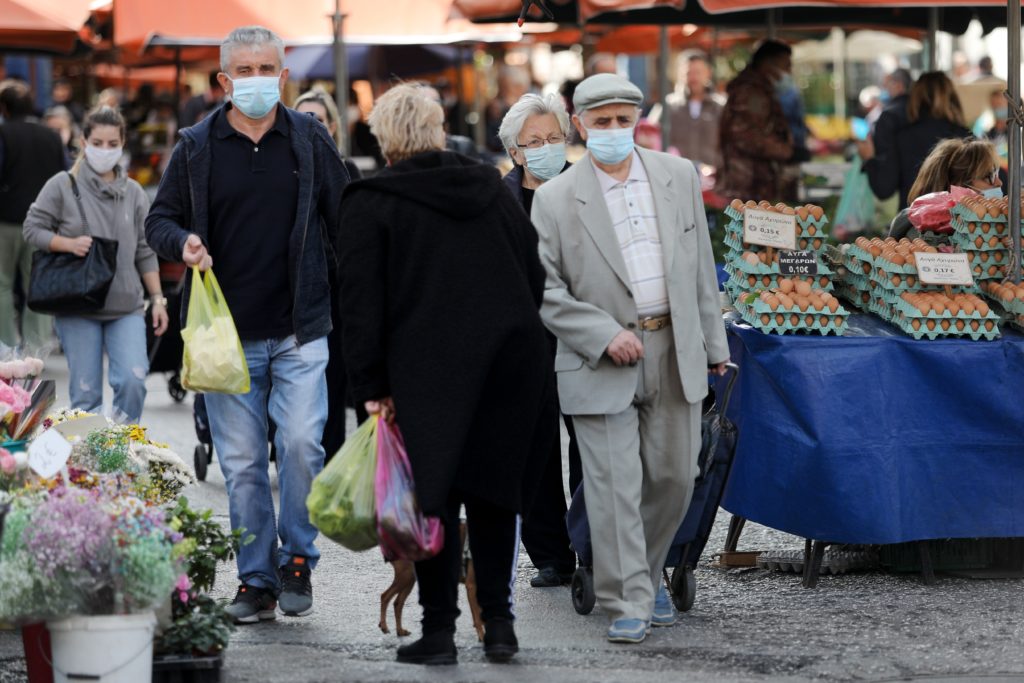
left=1, top=351, right=56, bottom=445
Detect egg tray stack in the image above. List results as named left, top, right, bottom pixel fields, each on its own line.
left=734, top=288, right=850, bottom=336
left=831, top=245, right=873, bottom=311
left=722, top=200, right=833, bottom=302
left=890, top=292, right=1001, bottom=341
left=980, top=281, right=1024, bottom=331
left=949, top=198, right=1012, bottom=283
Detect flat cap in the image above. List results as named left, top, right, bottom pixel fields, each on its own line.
left=573, top=73, right=643, bottom=112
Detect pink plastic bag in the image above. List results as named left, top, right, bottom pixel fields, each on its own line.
left=374, top=417, right=444, bottom=562
left=907, top=187, right=974, bottom=234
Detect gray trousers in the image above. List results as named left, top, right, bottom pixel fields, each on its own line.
left=0, top=221, right=53, bottom=349
left=572, top=325, right=701, bottom=623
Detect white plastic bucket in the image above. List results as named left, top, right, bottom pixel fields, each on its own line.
left=47, top=611, right=156, bottom=683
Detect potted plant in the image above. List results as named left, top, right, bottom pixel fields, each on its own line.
left=152, top=496, right=251, bottom=683
left=0, top=483, right=185, bottom=683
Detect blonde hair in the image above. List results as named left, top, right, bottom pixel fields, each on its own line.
left=908, top=72, right=966, bottom=128
left=294, top=88, right=343, bottom=149
left=367, top=83, right=445, bottom=164
left=908, top=137, right=999, bottom=202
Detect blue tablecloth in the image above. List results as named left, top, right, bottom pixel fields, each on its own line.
left=720, top=313, right=1024, bottom=544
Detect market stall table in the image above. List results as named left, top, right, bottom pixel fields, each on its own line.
left=718, top=313, right=1024, bottom=583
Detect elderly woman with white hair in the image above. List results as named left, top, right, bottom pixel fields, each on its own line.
left=337, top=83, right=557, bottom=666
left=498, top=93, right=572, bottom=216
left=498, top=93, right=581, bottom=591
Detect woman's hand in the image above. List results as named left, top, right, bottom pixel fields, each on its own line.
left=52, top=235, right=93, bottom=257
left=364, top=397, right=396, bottom=423
left=151, top=301, right=169, bottom=336
left=856, top=135, right=875, bottom=162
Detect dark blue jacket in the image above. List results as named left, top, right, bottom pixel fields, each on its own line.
left=144, top=104, right=351, bottom=344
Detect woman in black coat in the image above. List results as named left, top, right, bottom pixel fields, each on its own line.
left=337, top=84, right=556, bottom=666
left=859, top=71, right=971, bottom=209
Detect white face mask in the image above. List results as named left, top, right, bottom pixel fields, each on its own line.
left=85, top=145, right=122, bottom=174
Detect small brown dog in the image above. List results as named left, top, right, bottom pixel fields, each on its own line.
left=379, top=521, right=485, bottom=641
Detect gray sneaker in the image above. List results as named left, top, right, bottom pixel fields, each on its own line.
left=278, top=556, right=313, bottom=617
left=224, top=584, right=277, bottom=624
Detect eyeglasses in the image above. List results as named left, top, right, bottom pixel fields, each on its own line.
left=983, top=168, right=1000, bottom=184
left=516, top=135, right=566, bottom=150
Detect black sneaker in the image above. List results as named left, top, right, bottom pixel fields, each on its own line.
left=396, top=630, right=458, bottom=666
left=530, top=566, right=573, bottom=588
left=278, top=556, right=313, bottom=617
left=483, top=618, right=519, bottom=662
left=224, top=584, right=277, bottom=624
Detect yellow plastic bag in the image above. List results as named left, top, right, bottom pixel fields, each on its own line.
left=180, top=267, right=250, bottom=394
left=306, top=417, right=379, bottom=551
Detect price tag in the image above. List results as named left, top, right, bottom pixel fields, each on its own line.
left=914, top=252, right=974, bottom=286
left=778, top=250, right=819, bottom=276
left=743, top=209, right=797, bottom=251
left=27, top=428, right=72, bottom=479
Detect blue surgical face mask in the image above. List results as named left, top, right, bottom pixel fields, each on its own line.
left=585, top=126, right=635, bottom=165
left=522, top=142, right=567, bottom=181
left=879, top=90, right=892, bottom=104
left=979, top=186, right=1004, bottom=199
left=227, top=75, right=281, bottom=119
left=995, top=107, right=1009, bottom=120
left=774, top=73, right=795, bottom=95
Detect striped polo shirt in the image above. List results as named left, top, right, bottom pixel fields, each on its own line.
left=592, top=152, right=669, bottom=316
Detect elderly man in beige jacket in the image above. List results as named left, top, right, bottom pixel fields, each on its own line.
left=531, top=73, right=729, bottom=644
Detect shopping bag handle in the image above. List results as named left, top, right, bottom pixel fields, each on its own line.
left=716, top=362, right=740, bottom=417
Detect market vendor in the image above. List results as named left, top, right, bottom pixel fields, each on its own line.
left=888, top=138, right=1002, bottom=239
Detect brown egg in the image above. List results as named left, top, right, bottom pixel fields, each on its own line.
left=868, top=245, right=882, bottom=258
left=989, top=265, right=1002, bottom=277
left=747, top=275, right=757, bottom=286
left=758, top=251, right=770, bottom=264
left=760, top=314, right=771, bottom=325
left=926, top=319, right=937, bottom=331
left=891, top=275, right=902, bottom=286
left=955, top=320, right=966, bottom=331
left=795, top=280, right=812, bottom=297
left=1000, top=288, right=1015, bottom=303
left=797, top=206, right=810, bottom=221
left=940, top=320, right=951, bottom=331
left=995, top=251, right=1005, bottom=263
left=890, top=252, right=906, bottom=266
left=796, top=296, right=810, bottom=312
left=989, top=236, right=1001, bottom=248
left=775, top=202, right=788, bottom=212
left=911, top=319, right=922, bottom=331
left=782, top=206, right=796, bottom=216
left=975, top=236, right=985, bottom=249
left=970, top=320, right=981, bottom=331
left=777, top=293, right=794, bottom=309
left=947, top=301, right=961, bottom=315
left=819, top=315, right=829, bottom=327
left=775, top=313, right=786, bottom=325
left=961, top=300, right=976, bottom=315
left=916, top=300, right=932, bottom=315
left=813, top=239, right=823, bottom=250
left=985, top=320, right=995, bottom=331
left=805, top=315, right=815, bottom=326
left=799, top=239, right=809, bottom=250
left=730, top=198, right=744, bottom=210
left=790, top=314, right=800, bottom=326
left=810, top=206, right=824, bottom=220
left=745, top=200, right=758, bottom=209
left=827, top=298, right=840, bottom=313
left=978, top=301, right=991, bottom=316
left=779, top=278, right=795, bottom=293
left=807, top=225, right=817, bottom=236
left=980, top=252, right=991, bottom=264
left=809, top=295, right=825, bottom=311
left=855, top=236, right=869, bottom=249
left=932, top=299, right=946, bottom=313
left=759, top=200, right=772, bottom=209
left=907, top=275, right=917, bottom=286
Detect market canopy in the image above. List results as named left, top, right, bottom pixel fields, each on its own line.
left=284, top=43, right=470, bottom=80
left=0, top=0, right=92, bottom=54
left=114, top=0, right=520, bottom=65
left=455, top=0, right=1018, bottom=33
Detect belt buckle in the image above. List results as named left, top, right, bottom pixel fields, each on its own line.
left=640, top=316, right=663, bottom=331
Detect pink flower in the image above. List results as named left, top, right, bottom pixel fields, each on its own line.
left=175, top=574, right=192, bottom=603
left=0, top=448, right=14, bottom=475
left=0, top=381, right=30, bottom=413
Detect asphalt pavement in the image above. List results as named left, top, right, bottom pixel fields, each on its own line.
left=1, top=356, right=1023, bottom=682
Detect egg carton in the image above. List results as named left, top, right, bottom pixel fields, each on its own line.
left=981, top=291, right=1024, bottom=318
left=724, top=216, right=828, bottom=247
left=891, top=297, right=1000, bottom=323
left=868, top=297, right=895, bottom=321
left=724, top=206, right=830, bottom=231
left=873, top=285, right=978, bottom=307
left=740, top=294, right=850, bottom=317
left=964, top=250, right=1010, bottom=270
left=951, top=216, right=1011, bottom=238
left=726, top=254, right=835, bottom=278
left=836, top=284, right=872, bottom=310
left=727, top=271, right=835, bottom=294
left=890, top=311, right=1000, bottom=340
left=970, top=263, right=1010, bottom=281
left=840, top=271, right=873, bottom=292
left=950, top=231, right=1010, bottom=253
left=736, top=302, right=848, bottom=336
left=950, top=204, right=1008, bottom=224
left=869, top=270, right=920, bottom=294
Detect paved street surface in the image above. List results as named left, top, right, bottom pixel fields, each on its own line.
left=2, top=356, right=1023, bottom=682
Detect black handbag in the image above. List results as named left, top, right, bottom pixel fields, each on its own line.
left=27, top=172, right=118, bottom=315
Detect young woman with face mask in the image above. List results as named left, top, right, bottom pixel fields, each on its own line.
left=22, top=105, right=168, bottom=422
left=888, top=137, right=1003, bottom=239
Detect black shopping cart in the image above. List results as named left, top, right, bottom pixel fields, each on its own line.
left=146, top=261, right=188, bottom=403
left=566, top=362, right=739, bottom=614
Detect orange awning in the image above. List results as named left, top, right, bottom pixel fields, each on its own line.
left=700, top=0, right=1019, bottom=9
left=594, top=23, right=747, bottom=52
left=115, top=0, right=520, bottom=65
left=0, top=0, right=92, bottom=53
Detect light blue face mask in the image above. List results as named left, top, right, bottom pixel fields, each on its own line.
left=995, top=107, right=1009, bottom=120
left=522, top=142, right=567, bottom=181
left=774, top=73, right=795, bottom=95
left=979, top=186, right=1004, bottom=199
left=228, top=75, right=281, bottom=119
left=585, top=126, right=635, bottom=165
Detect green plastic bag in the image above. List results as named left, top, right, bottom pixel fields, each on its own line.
left=307, top=417, right=379, bottom=551
left=834, top=155, right=876, bottom=236
left=180, top=267, right=250, bottom=394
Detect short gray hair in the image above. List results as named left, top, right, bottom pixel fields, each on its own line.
left=497, top=93, right=571, bottom=156
left=221, top=26, right=285, bottom=73
left=368, top=83, right=445, bottom=164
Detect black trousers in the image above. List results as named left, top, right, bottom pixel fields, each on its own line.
left=520, top=414, right=580, bottom=575
left=415, top=490, right=518, bottom=633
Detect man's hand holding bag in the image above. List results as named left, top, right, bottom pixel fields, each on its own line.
left=180, top=266, right=250, bottom=394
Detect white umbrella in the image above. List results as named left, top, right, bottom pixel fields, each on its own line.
left=793, top=30, right=922, bottom=63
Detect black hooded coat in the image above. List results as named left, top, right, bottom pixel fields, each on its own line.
left=337, top=151, right=557, bottom=516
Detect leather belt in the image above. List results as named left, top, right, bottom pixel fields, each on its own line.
left=639, top=314, right=672, bottom=331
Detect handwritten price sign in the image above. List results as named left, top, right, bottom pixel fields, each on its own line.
left=743, top=209, right=797, bottom=251
left=27, top=428, right=72, bottom=479
left=915, top=252, right=974, bottom=286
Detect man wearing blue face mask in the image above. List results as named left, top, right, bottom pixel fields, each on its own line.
left=531, top=73, right=729, bottom=644
left=145, top=25, right=351, bottom=625
left=498, top=92, right=579, bottom=590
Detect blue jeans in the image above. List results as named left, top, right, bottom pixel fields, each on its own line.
left=205, top=335, right=328, bottom=590
left=54, top=315, right=149, bottom=422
